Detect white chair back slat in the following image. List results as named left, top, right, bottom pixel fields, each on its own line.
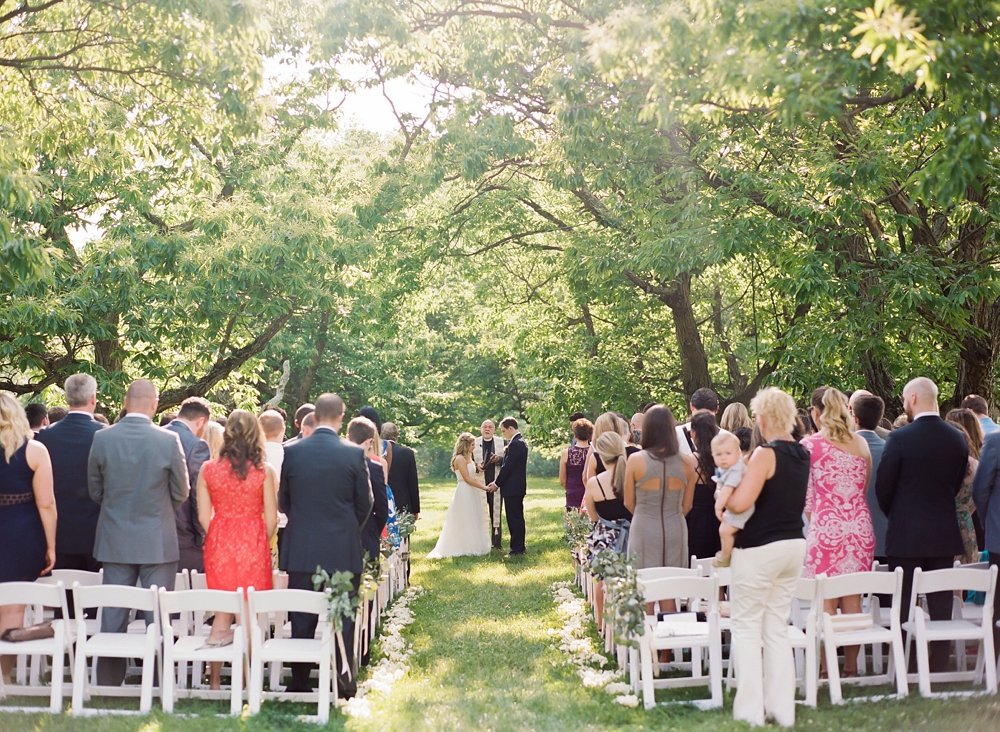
left=639, top=575, right=719, bottom=606
left=818, top=568, right=901, bottom=600
left=912, top=567, right=997, bottom=598
left=248, top=588, right=327, bottom=617
left=36, top=569, right=103, bottom=588
left=158, top=588, right=245, bottom=616
left=73, top=583, right=159, bottom=615
left=189, top=570, right=208, bottom=590
left=0, top=581, right=66, bottom=608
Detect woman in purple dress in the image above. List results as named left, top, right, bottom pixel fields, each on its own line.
left=560, top=418, right=592, bottom=510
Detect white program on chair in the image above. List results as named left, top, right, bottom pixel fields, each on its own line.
left=0, top=581, right=70, bottom=713
left=71, top=582, right=161, bottom=716
left=158, top=587, right=246, bottom=714
left=247, top=588, right=336, bottom=723
left=635, top=574, right=723, bottom=710
left=902, top=565, right=998, bottom=698
left=817, top=568, right=908, bottom=704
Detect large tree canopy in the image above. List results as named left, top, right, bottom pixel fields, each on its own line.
left=4, top=0, right=1000, bottom=450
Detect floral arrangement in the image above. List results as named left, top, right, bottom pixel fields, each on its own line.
left=360, top=553, right=384, bottom=602
left=342, top=584, right=425, bottom=718
left=312, top=567, right=359, bottom=634
left=548, top=581, right=639, bottom=707
left=591, top=549, right=644, bottom=649
left=563, top=509, right=592, bottom=563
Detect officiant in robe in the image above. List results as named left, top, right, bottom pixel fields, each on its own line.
left=474, top=420, right=505, bottom=549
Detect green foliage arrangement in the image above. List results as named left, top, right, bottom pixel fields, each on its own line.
left=563, top=510, right=592, bottom=563
left=395, top=509, right=417, bottom=542
left=312, top=566, right=359, bottom=634
left=591, top=549, right=645, bottom=650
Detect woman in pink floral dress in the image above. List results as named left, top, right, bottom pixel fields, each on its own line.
left=801, top=387, right=874, bottom=677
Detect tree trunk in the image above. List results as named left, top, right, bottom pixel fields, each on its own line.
left=93, top=313, right=123, bottom=376
left=296, top=310, right=331, bottom=405
left=952, top=299, right=1000, bottom=411
left=861, top=349, right=900, bottom=419
left=663, top=273, right=712, bottom=398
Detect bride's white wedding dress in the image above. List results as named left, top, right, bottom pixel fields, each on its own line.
left=427, top=459, right=491, bottom=558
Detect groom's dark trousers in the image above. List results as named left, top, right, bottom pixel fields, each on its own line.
left=495, top=432, right=529, bottom=554
left=288, top=571, right=360, bottom=693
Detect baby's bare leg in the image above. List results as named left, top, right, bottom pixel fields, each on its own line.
left=718, top=523, right=738, bottom=558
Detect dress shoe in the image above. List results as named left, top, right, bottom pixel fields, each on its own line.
left=507, top=550, right=524, bottom=556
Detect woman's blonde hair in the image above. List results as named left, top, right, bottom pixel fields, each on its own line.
left=594, top=431, right=627, bottom=498
left=592, top=412, right=619, bottom=443
left=811, top=387, right=853, bottom=443
left=203, top=421, right=225, bottom=460
left=451, top=432, right=475, bottom=470
left=0, top=393, right=33, bottom=463
left=750, top=387, right=798, bottom=435
left=720, top=402, right=752, bottom=432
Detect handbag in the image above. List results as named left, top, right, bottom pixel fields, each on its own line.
left=1, top=622, right=55, bottom=642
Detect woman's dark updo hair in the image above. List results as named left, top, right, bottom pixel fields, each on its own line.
left=219, top=409, right=266, bottom=480
left=689, top=412, right=719, bottom=481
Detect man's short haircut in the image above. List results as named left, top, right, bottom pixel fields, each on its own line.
left=65, top=373, right=98, bottom=408
left=47, top=406, right=68, bottom=424
left=294, top=403, right=315, bottom=427
left=159, top=412, right=177, bottom=426
left=500, top=416, right=518, bottom=431
left=381, top=422, right=400, bottom=442
left=568, top=411, right=586, bottom=422
left=25, top=403, right=48, bottom=429
left=177, top=396, right=211, bottom=421
left=853, top=394, right=885, bottom=431
left=690, top=387, right=720, bottom=412
left=301, top=412, right=316, bottom=429
left=962, top=394, right=990, bottom=417
left=258, top=410, right=286, bottom=440
left=313, top=393, right=345, bottom=423
left=347, top=416, right=377, bottom=445
left=269, top=405, right=287, bottom=422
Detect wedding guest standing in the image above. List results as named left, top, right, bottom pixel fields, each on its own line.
left=87, top=379, right=189, bottom=685
left=876, top=377, right=967, bottom=673
left=166, top=397, right=212, bottom=573
left=686, top=412, right=721, bottom=560
left=583, top=412, right=620, bottom=484
left=560, top=418, right=592, bottom=511
left=973, top=418, right=1000, bottom=660
left=964, top=394, right=1000, bottom=436
left=802, top=387, right=873, bottom=677
left=624, top=405, right=697, bottom=569
left=47, top=406, right=67, bottom=424
left=36, top=373, right=104, bottom=572
left=492, top=417, right=528, bottom=556
left=720, top=402, right=753, bottom=433
left=850, top=390, right=889, bottom=439
left=203, top=420, right=224, bottom=459
left=286, top=403, right=315, bottom=444
left=25, top=403, right=48, bottom=435
left=474, top=420, right=505, bottom=547
left=383, top=422, right=420, bottom=516
left=198, top=410, right=277, bottom=690
left=726, top=387, right=808, bottom=728
left=279, top=393, right=372, bottom=697
left=851, top=393, right=888, bottom=560
left=676, top=388, right=722, bottom=456
left=259, top=410, right=287, bottom=564
left=348, top=417, right=388, bottom=566
left=945, top=408, right=982, bottom=564
left=0, top=394, right=55, bottom=683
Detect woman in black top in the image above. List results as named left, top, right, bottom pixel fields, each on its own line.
left=685, top=412, right=721, bottom=559
left=725, top=387, right=808, bottom=728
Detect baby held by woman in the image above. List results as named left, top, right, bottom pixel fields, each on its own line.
left=711, top=431, right=752, bottom=567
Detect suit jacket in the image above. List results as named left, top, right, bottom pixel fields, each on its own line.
left=278, top=427, right=374, bottom=575
left=386, top=441, right=420, bottom=515
left=166, top=420, right=210, bottom=554
left=87, top=414, right=189, bottom=564
left=858, top=429, right=888, bottom=557
left=35, top=412, right=104, bottom=555
left=973, top=431, right=1000, bottom=553
left=362, top=456, right=389, bottom=563
left=875, top=415, right=966, bottom=558
left=494, top=433, right=528, bottom=498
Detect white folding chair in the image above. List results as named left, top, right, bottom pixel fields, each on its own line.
left=636, top=574, right=723, bottom=710
left=159, top=587, right=246, bottom=714
left=817, top=568, right=908, bottom=704
left=247, top=588, right=336, bottom=723
left=902, top=566, right=998, bottom=697
left=0, top=582, right=70, bottom=713
left=71, top=583, right=161, bottom=715
left=789, top=577, right=820, bottom=707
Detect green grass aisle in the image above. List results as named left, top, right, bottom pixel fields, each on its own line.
left=6, top=477, right=1000, bottom=730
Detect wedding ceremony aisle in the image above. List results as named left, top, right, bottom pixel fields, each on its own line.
left=5, top=476, right=1000, bottom=731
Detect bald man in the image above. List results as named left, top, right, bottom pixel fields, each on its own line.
left=88, top=379, right=189, bottom=684
left=875, top=377, right=968, bottom=672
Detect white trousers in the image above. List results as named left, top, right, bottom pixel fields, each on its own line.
left=730, top=538, right=806, bottom=727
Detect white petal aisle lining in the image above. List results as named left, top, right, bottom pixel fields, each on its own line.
left=342, top=585, right=426, bottom=718
left=548, top=581, right=639, bottom=708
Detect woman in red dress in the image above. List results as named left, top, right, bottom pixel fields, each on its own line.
left=197, top=409, right=278, bottom=689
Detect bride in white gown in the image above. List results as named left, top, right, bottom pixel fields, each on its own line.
left=427, top=432, right=492, bottom=558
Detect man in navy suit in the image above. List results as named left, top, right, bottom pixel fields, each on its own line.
left=165, top=397, right=212, bottom=573
left=36, top=374, right=104, bottom=572
left=490, top=417, right=529, bottom=556
left=851, top=393, right=887, bottom=561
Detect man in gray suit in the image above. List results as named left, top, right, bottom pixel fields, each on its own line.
left=88, top=379, right=189, bottom=684
left=853, top=393, right=888, bottom=560
left=166, top=397, right=212, bottom=572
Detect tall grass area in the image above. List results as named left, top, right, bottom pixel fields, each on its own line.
left=3, top=477, right=1000, bottom=729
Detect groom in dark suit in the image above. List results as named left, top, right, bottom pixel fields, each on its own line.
left=490, top=417, right=528, bottom=556
left=279, top=393, right=373, bottom=697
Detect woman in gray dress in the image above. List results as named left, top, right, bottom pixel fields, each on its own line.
left=624, top=405, right=698, bottom=569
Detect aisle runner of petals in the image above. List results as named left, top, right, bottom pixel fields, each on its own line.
left=548, top=581, right=639, bottom=707
left=342, top=585, right=425, bottom=718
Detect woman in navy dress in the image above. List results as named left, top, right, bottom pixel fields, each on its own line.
left=0, top=393, right=56, bottom=682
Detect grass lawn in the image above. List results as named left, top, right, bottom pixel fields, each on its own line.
left=4, top=476, right=1000, bottom=730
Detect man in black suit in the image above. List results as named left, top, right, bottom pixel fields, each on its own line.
left=36, top=374, right=104, bottom=572
left=165, top=397, right=212, bottom=573
left=381, top=422, right=420, bottom=517
left=490, top=417, right=528, bottom=556
left=279, top=393, right=373, bottom=697
left=876, top=377, right=967, bottom=672
left=285, top=402, right=315, bottom=445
